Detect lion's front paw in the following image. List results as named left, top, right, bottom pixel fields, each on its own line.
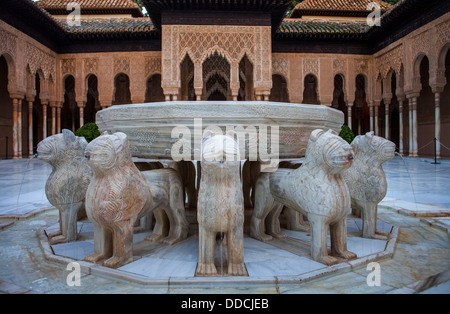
left=84, top=252, right=106, bottom=264
left=317, top=255, right=339, bottom=266
left=47, top=230, right=62, bottom=239
left=49, top=235, right=68, bottom=245
left=228, top=263, right=248, bottom=276
left=196, top=263, right=218, bottom=277
left=250, top=230, right=273, bottom=242
left=335, top=250, right=357, bottom=260
left=268, top=231, right=287, bottom=239
left=162, top=235, right=182, bottom=245
left=103, top=256, right=131, bottom=269
left=145, top=233, right=164, bottom=243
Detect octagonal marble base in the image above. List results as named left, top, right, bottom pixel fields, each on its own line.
left=38, top=214, right=398, bottom=286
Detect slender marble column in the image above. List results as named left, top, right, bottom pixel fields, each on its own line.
left=369, top=104, right=374, bottom=132
left=28, top=101, right=33, bottom=157
left=347, top=105, right=353, bottom=130
left=374, top=102, right=380, bottom=136
left=412, top=97, right=418, bottom=157
left=42, top=103, right=47, bottom=139
left=384, top=100, right=391, bottom=140
left=51, top=103, right=56, bottom=135
left=408, top=98, right=413, bottom=156
left=78, top=102, right=85, bottom=128
left=399, top=100, right=404, bottom=154
left=435, top=92, right=441, bottom=158
left=12, top=98, right=19, bottom=159
left=17, top=99, right=22, bottom=157
left=56, top=102, right=62, bottom=134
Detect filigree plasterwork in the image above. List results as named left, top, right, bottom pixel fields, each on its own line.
left=0, top=29, right=17, bottom=59
left=435, top=20, right=450, bottom=51
left=114, top=57, right=130, bottom=75
left=84, top=58, right=98, bottom=75
left=272, top=56, right=289, bottom=79
left=354, top=58, right=369, bottom=76
left=162, top=25, right=272, bottom=90
left=178, top=26, right=256, bottom=64
left=375, top=45, right=404, bottom=79
left=26, top=43, right=55, bottom=79
left=303, top=58, right=319, bottom=76
left=145, top=57, right=161, bottom=76
left=333, top=58, right=346, bottom=75
left=62, top=58, right=76, bottom=76
left=411, top=30, right=432, bottom=61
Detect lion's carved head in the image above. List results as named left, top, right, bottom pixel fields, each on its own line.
left=305, top=129, right=354, bottom=175
left=351, top=132, right=396, bottom=165
left=37, top=129, right=88, bottom=167
left=84, top=132, right=131, bottom=173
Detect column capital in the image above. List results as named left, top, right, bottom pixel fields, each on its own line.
left=9, top=92, right=25, bottom=100
left=76, top=101, right=86, bottom=108
left=405, top=89, right=420, bottom=99
left=431, top=86, right=445, bottom=94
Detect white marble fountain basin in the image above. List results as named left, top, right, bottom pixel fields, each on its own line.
left=96, top=101, right=344, bottom=160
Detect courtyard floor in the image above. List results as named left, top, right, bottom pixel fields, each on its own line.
left=0, top=156, right=449, bottom=294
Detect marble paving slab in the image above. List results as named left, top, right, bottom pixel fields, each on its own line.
left=380, top=198, right=450, bottom=217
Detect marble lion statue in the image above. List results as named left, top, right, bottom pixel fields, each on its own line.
left=343, top=131, right=396, bottom=240
left=250, top=129, right=357, bottom=266
left=141, top=168, right=189, bottom=245
left=196, top=131, right=247, bottom=276
left=37, top=129, right=92, bottom=244
left=84, top=132, right=188, bottom=268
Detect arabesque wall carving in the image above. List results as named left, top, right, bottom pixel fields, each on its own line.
left=375, top=45, right=404, bottom=78
left=161, top=25, right=272, bottom=93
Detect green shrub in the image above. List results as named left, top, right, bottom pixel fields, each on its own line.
left=75, top=122, right=101, bottom=143
left=339, top=124, right=355, bottom=144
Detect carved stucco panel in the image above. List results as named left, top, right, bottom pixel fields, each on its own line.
left=26, top=43, right=56, bottom=79
left=145, top=57, right=161, bottom=77
left=411, top=30, right=432, bottom=62
left=375, top=45, right=404, bottom=79
left=303, top=58, right=319, bottom=77
left=162, top=25, right=271, bottom=90
left=0, top=29, right=17, bottom=59
left=84, top=58, right=98, bottom=75
left=114, top=57, right=130, bottom=75
left=62, top=58, right=76, bottom=76
left=435, top=20, right=450, bottom=52
left=333, top=58, right=346, bottom=75
left=272, top=56, right=289, bottom=79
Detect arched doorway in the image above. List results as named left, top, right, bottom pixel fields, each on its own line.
left=269, top=74, right=289, bottom=102
left=32, top=73, right=46, bottom=152
left=441, top=47, right=450, bottom=157
left=390, top=72, right=400, bottom=149
left=332, top=74, right=347, bottom=123
left=206, top=73, right=228, bottom=101
left=303, top=74, right=319, bottom=104
left=180, top=54, right=195, bottom=101
left=62, top=75, right=77, bottom=132
left=113, top=73, right=131, bottom=105
left=353, top=74, right=370, bottom=135
left=145, top=74, right=165, bottom=102
left=416, top=56, right=435, bottom=156
left=203, top=52, right=230, bottom=101
left=85, top=75, right=99, bottom=124
left=238, top=55, right=254, bottom=101
left=0, top=55, right=12, bottom=159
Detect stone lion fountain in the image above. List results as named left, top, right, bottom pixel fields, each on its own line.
left=38, top=101, right=394, bottom=276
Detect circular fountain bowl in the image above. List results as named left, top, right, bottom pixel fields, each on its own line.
left=96, top=101, right=344, bottom=160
